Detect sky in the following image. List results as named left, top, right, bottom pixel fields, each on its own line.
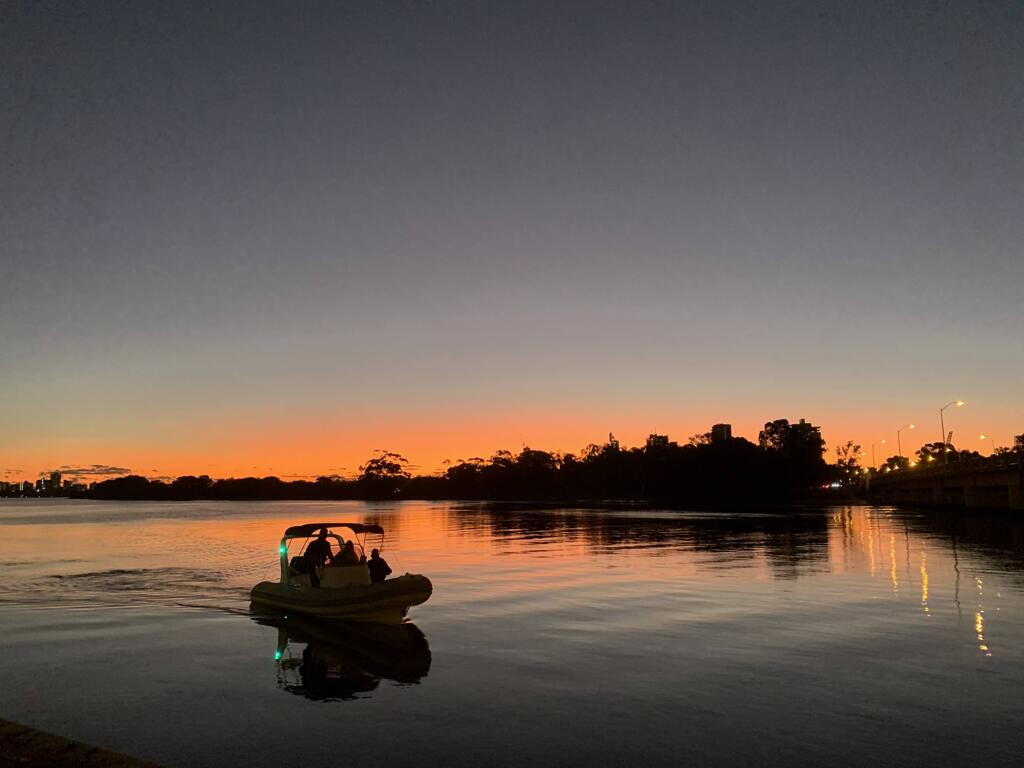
left=2, top=0, right=1022, bottom=482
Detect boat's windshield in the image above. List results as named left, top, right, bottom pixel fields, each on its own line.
left=328, top=538, right=365, bottom=562
left=279, top=523, right=387, bottom=566
left=288, top=529, right=371, bottom=563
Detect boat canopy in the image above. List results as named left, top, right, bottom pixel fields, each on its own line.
left=284, top=522, right=385, bottom=537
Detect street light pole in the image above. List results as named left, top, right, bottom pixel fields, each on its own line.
left=939, top=401, right=965, bottom=464
left=871, top=439, right=887, bottom=469
left=896, top=423, right=915, bottom=458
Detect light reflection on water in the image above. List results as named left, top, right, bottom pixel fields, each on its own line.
left=1, top=499, right=1023, bottom=766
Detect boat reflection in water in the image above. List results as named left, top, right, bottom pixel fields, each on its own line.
left=252, top=609, right=431, bottom=701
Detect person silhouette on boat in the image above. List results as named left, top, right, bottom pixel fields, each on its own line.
left=367, top=548, right=392, bottom=583
left=305, top=528, right=334, bottom=587
left=335, top=539, right=361, bottom=566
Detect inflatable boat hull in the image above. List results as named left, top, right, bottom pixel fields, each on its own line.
left=250, top=574, right=432, bottom=624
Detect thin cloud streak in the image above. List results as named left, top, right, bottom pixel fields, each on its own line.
left=55, top=464, right=133, bottom=477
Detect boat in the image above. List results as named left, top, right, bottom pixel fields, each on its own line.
left=249, top=522, right=432, bottom=624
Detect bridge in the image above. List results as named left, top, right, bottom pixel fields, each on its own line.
left=868, top=453, right=1024, bottom=511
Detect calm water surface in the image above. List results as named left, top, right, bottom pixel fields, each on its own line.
left=1, top=499, right=1022, bottom=766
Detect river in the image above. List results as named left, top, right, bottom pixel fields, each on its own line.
left=0, top=499, right=1021, bottom=766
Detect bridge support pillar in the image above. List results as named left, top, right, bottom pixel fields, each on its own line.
left=964, top=486, right=1009, bottom=510
left=939, top=486, right=966, bottom=507
left=1009, top=485, right=1024, bottom=511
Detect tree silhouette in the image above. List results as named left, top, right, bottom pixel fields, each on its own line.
left=358, top=451, right=411, bottom=498
left=916, top=442, right=948, bottom=463
left=880, top=455, right=910, bottom=471
left=170, top=475, right=213, bottom=499
left=832, top=441, right=862, bottom=488
left=359, top=451, right=411, bottom=482
left=758, top=418, right=827, bottom=487
left=688, top=432, right=712, bottom=446
left=834, top=441, right=861, bottom=469
left=758, top=419, right=790, bottom=451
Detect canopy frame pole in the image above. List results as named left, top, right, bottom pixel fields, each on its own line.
left=278, top=537, right=290, bottom=582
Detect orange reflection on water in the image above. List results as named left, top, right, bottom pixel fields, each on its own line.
left=975, top=576, right=993, bottom=657
left=890, top=534, right=899, bottom=594
left=920, top=552, right=929, bottom=614
left=0, top=500, right=1016, bottom=661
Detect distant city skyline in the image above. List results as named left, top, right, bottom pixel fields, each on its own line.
left=3, top=1, right=1021, bottom=482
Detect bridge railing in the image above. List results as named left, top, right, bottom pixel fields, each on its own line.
left=871, top=452, right=1021, bottom=484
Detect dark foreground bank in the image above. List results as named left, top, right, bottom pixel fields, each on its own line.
left=0, top=719, right=160, bottom=768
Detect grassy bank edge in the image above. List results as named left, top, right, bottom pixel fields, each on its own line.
left=0, top=718, right=161, bottom=768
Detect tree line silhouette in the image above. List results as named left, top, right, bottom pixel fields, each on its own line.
left=81, top=423, right=1024, bottom=503
left=83, top=419, right=846, bottom=503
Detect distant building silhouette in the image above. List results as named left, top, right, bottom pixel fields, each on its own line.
left=711, top=423, right=732, bottom=443
left=797, top=418, right=821, bottom=436
left=646, top=434, right=674, bottom=450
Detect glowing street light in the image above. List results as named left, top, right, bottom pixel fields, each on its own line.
left=939, top=401, right=965, bottom=463
left=979, top=434, right=999, bottom=456
left=896, top=423, right=915, bottom=457
left=871, top=439, right=887, bottom=469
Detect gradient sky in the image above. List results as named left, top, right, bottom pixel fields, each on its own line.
left=2, top=0, right=1022, bottom=481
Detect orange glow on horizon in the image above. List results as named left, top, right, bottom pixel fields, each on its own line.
left=3, top=405, right=1018, bottom=483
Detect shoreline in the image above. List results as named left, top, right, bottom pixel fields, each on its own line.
left=6, top=492, right=865, bottom=506
left=0, top=719, right=160, bottom=768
